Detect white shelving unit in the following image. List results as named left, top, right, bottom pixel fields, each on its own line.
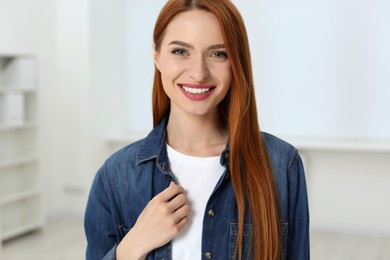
left=0, top=54, right=44, bottom=245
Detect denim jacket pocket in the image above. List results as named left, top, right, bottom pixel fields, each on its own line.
left=281, top=222, right=289, bottom=259
left=229, top=223, right=253, bottom=259
left=229, top=222, right=289, bottom=260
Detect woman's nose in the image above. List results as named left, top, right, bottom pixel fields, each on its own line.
left=188, top=56, right=210, bottom=82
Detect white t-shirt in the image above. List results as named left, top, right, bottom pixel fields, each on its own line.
left=167, top=144, right=225, bottom=259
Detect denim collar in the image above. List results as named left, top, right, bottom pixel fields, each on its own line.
left=135, top=116, right=230, bottom=166
left=136, top=116, right=168, bottom=165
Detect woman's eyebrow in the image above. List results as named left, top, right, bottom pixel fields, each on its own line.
left=208, top=44, right=225, bottom=50
left=168, top=41, right=225, bottom=50
left=169, top=41, right=194, bottom=49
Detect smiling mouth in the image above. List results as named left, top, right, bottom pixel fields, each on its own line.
left=179, top=84, right=215, bottom=94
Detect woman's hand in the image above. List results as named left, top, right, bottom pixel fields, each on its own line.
left=116, top=182, right=191, bottom=260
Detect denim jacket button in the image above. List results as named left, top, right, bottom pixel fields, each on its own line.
left=208, top=209, right=216, bottom=217
left=205, top=252, right=213, bottom=259
left=223, top=152, right=229, bottom=159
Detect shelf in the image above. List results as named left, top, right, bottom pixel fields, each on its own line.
left=1, top=221, right=44, bottom=241
left=0, top=189, right=41, bottom=205
left=0, top=156, right=39, bottom=169
left=0, top=122, right=38, bottom=132
left=0, top=87, right=36, bottom=94
left=285, top=137, right=390, bottom=153
left=0, top=54, right=42, bottom=243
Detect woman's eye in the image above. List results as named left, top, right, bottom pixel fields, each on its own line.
left=211, top=51, right=228, bottom=59
left=172, top=49, right=188, bottom=56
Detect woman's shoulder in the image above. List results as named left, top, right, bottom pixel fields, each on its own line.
left=103, top=138, right=145, bottom=169
left=261, top=132, right=303, bottom=176
left=261, top=132, right=298, bottom=156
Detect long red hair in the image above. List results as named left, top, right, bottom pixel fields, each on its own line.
left=152, top=1, right=280, bottom=259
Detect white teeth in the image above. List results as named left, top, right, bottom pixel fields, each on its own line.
left=182, top=86, right=210, bottom=94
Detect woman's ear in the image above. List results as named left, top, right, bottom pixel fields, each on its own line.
left=152, top=43, right=161, bottom=71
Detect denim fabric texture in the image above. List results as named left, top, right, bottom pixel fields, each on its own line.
left=84, top=117, right=310, bottom=259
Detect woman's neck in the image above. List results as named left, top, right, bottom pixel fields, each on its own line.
left=166, top=111, right=228, bottom=157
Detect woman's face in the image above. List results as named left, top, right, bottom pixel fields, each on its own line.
left=154, top=10, right=232, bottom=118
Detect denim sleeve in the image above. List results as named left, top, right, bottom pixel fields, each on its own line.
left=102, top=245, right=117, bottom=260
left=287, top=152, right=310, bottom=259
left=84, top=165, right=118, bottom=260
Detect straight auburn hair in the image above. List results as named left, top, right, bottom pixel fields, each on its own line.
left=152, top=0, right=281, bottom=259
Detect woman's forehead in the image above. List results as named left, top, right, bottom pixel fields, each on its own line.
left=161, top=10, right=225, bottom=47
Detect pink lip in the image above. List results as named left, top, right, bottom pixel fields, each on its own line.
left=178, top=83, right=216, bottom=101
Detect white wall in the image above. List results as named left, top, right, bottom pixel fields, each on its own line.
left=240, top=0, right=390, bottom=140
left=54, top=0, right=92, bottom=214
left=55, top=0, right=128, bottom=214
left=309, top=151, right=390, bottom=234
left=126, top=1, right=166, bottom=133
left=295, top=145, right=390, bottom=234
left=89, top=0, right=128, bottom=168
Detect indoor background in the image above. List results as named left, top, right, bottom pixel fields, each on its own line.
left=0, top=0, right=389, bottom=259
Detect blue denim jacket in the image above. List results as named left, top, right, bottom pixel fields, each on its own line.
left=85, top=117, right=310, bottom=259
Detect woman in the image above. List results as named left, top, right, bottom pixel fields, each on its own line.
left=85, top=0, right=310, bottom=259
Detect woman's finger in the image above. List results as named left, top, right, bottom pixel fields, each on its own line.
left=158, top=182, right=184, bottom=202
left=167, top=193, right=187, bottom=212
left=173, top=203, right=191, bottom=223
left=176, top=215, right=190, bottom=232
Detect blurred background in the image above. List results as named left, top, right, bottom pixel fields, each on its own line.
left=0, top=0, right=389, bottom=259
